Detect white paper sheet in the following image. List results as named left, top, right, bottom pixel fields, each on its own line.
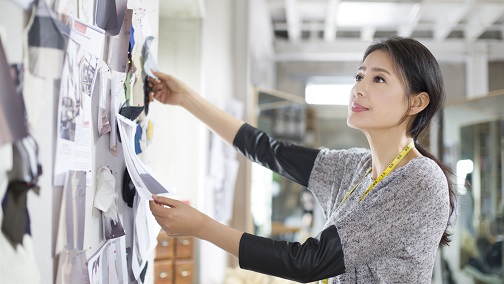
left=116, top=114, right=172, bottom=200
left=131, top=197, right=158, bottom=280
left=53, top=20, right=104, bottom=186
left=94, top=166, right=118, bottom=222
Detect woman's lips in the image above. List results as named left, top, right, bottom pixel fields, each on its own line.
left=351, top=102, right=369, bottom=112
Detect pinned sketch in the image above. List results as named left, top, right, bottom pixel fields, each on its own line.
left=116, top=114, right=172, bottom=200
left=87, top=236, right=128, bottom=284
left=53, top=20, right=104, bottom=186
left=55, top=250, right=89, bottom=284
left=55, top=171, right=87, bottom=255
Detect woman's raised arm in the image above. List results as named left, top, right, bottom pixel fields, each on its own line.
left=150, top=71, right=244, bottom=145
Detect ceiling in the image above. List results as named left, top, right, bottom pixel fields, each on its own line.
left=160, top=1, right=504, bottom=61
left=265, top=0, right=504, bottom=62
left=268, top=0, right=504, bottom=43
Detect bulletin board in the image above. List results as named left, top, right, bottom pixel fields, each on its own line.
left=0, top=0, right=168, bottom=283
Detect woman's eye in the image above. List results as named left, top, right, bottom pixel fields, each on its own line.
left=374, top=76, right=385, bottom=83
left=355, top=74, right=363, bottom=81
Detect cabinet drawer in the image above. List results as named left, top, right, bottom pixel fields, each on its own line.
left=175, top=237, right=193, bottom=258
left=156, top=230, right=175, bottom=259
left=154, top=259, right=174, bottom=284
left=174, top=259, right=193, bottom=284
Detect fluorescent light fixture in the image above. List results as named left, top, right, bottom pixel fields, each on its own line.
left=305, top=76, right=354, bottom=105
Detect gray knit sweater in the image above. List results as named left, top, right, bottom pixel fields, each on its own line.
left=307, top=147, right=450, bottom=284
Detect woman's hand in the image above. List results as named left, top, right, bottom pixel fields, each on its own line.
left=148, top=71, right=195, bottom=107
left=149, top=195, right=208, bottom=238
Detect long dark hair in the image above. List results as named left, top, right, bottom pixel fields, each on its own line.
left=363, top=37, right=456, bottom=247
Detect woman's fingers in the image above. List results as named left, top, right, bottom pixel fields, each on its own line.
left=152, top=194, right=179, bottom=207
left=152, top=70, right=171, bottom=82
left=149, top=200, right=167, bottom=216
left=150, top=81, right=164, bottom=92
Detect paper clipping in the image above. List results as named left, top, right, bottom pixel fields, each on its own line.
left=53, top=20, right=104, bottom=186
left=116, top=114, right=172, bottom=200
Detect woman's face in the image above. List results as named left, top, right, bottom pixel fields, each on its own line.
left=347, top=50, right=410, bottom=132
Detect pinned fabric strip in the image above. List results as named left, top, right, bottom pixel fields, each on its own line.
left=27, top=0, right=69, bottom=79
left=1, top=181, right=31, bottom=246
left=0, top=38, right=28, bottom=146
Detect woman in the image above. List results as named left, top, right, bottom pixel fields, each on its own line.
left=148, top=37, right=455, bottom=283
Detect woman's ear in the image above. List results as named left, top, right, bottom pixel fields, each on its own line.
left=409, top=92, right=430, bottom=115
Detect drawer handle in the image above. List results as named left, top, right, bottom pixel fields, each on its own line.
left=181, top=239, right=190, bottom=246
left=159, top=272, right=169, bottom=279
left=161, top=240, right=170, bottom=247
left=180, top=270, right=190, bottom=277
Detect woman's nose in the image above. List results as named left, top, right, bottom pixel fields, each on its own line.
left=352, top=84, right=364, bottom=97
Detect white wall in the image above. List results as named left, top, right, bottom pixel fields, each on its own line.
left=200, top=0, right=235, bottom=282
left=0, top=0, right=25, bottom=63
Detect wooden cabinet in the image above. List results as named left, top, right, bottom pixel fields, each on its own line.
left=154, top=230, right=194, bottom=284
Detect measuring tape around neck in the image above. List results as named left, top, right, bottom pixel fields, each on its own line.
left=321, top=141, right=415, bottom=284
left=339, top=140, right=415, bottom=206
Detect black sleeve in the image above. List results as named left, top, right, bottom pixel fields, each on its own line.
left=232, top=123, right=320, bottom=187
left=238, top=225, right=345, bottom=283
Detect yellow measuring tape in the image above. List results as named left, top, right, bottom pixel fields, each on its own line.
left=339, top=140, right=414, bottom=205
left=320, top=140, right=414, bottom=284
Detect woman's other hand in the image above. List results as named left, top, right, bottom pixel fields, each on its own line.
left=149, top=194, right=207, bottom=238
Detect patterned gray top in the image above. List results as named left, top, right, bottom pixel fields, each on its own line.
left=307, top=148, right=450, bottom=284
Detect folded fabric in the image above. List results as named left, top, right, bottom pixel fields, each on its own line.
left=1, top=181, right=31, bottom=246
left=0, top=38, right=28, bottom=146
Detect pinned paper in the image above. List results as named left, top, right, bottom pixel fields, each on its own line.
left=141, top=36, right=159, bottom=79
left=95, top=0, right=128, bottom=36
left=107, top=9, right=133, bottom=72
left=55, top=250, right=89, bottom=284
left=98, top=61, right=112, bottom=137
left=94, top=167, right=118, bottom=222
left=55, top=171, right=86, bottom=255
